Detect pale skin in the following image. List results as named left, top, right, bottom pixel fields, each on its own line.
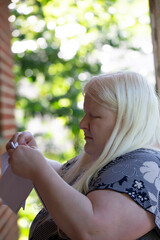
left=6, top=95, right=155, bottom=240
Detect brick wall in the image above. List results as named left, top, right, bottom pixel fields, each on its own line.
left=0, top=0, right=19, bottom=239
left=0, top=0, right=16, bottom=142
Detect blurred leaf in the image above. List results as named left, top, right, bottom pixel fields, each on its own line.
left=10, top=0, right=150, bottom=238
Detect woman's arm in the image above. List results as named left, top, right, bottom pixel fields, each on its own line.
left=32, top=163, right=155, bottom=240
left=46, top=158, right=62, bottom=172
left=7, top=146, right=155, bottom=240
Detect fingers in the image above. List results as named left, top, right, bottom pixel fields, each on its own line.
left=6, top=131, right=34, bottom=151
left=30, top=145, right=38, bottom=149
left=6, top=132, right=21, bottom=151
left=10, top=132, right=21, bottom=143
left=7, top=149, right=13, bottom=158
left=18, top=131, right=38, bottom=148
left=7, top=147, right=21, bottom=172
left=16, top=131, right=30, bottom=145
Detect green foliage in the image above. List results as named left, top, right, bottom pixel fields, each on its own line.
left=9, top=0, right=150, bottom=238
left=12, top=0, right=150, bottom=150
left=11, top=0, right=150, bottom=153
left=18, top=190, right=41, bottom=240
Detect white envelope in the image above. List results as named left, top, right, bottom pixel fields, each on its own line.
left=0, top=152, right=33, bottom=214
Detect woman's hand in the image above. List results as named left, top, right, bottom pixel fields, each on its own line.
left=7, top=145, right=47, bottom=180
left=6, top=131, right=37, bottom=151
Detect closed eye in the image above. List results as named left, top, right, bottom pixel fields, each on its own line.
left=89, top=113, right=100, bottom=118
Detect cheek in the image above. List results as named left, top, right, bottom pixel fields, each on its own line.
left=89, top=121, right=100, bottom=134
left=90, top=122, right=106, bottom=143
left=90, top=118, right=115, bottom=137
left=93, top=121, right=115, bottom=141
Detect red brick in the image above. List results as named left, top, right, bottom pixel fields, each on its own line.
left=0, top=0, right=19, bottom=238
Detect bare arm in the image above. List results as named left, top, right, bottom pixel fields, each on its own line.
left=7, top=146, right=155, bottom=240
left=46, top=158, right=62, bottom=172
left=32, top=164, right=155, bottom=240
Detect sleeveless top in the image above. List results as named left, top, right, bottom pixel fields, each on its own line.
left=29, top=148, right=160, bottom=240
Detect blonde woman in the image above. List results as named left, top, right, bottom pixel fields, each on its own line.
left=6, top=71, right=160, bottom=240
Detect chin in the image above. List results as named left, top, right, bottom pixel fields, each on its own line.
left=84, top=145, right=95, bottom=158
left=84, top=145, right=91, bottom=154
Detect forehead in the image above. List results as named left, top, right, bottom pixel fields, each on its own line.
left=84, top=94, right=105, bottom=113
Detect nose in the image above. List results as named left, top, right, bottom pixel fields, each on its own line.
left=79, top=114, right=89, bottom=130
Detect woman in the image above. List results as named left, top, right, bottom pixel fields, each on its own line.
left=6, top=71, right=160, bottom=240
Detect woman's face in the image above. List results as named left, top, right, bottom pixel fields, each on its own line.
left=79, top=94, right=117, bottom=161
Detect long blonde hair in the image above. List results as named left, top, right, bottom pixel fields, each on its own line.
left=40, top=71, right=160, bottom=238
left=62, top=71, right=160, bottom=194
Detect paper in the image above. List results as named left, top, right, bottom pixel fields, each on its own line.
left=0, top=152, right=33, bottom=214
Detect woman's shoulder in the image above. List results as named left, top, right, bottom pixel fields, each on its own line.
left=90, top=148, right=160, bottom=186
left=88, top=148, right=160, bottom=231
left=122, top=147, right=160, bottom=161
left=103, top=147, right=160, bottom=172
left=116, top=147, right=160, bottom=163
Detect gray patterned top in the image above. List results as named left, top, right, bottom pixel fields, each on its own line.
left=29, top=148, right=160, bottom=240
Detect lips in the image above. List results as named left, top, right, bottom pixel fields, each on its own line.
left=84, top=134, right=93, bottom=141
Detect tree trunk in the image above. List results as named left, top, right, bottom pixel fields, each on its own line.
left=149, top=0, right=160, bottom=94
